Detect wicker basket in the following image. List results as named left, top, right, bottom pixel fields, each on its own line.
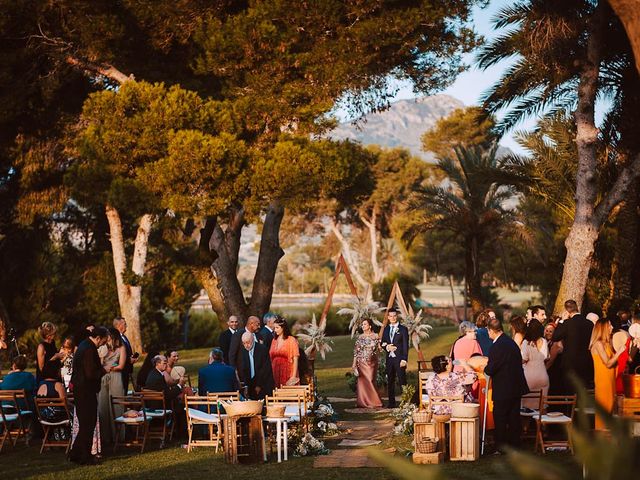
left=433, top=413, right=451, bottom=423
left=266, top=405, right=286, bottom=418
left=222, top=400, right=263, bottom=417
left=416, top=436, right=439, bottom=454
left=413, top=410, right=432, bottom=424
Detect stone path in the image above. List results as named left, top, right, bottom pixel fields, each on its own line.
left=313, top=419, right=395, bottom=468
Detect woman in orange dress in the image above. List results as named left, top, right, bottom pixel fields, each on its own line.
left=269, top=316, right=300, bottom=387
left=590, top=318, right=623, bottom=431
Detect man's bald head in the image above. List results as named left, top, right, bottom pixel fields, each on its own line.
left=242, top=331, right=254, bottom=351
left=246, top=316, right=261, bottom=333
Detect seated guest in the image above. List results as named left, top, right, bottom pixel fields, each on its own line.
left=198, top=348, right=240, bottom=395
left=239, top=332, right=274, bottom=400
left=1, top=355, right=36, bottom=411
left=450, top=321, right=482, bottom=372
left=425, top=355, right=477, bottom=414
left=145, top=355, right=184, bottom=403
left=165, top=349, right=186, bottom=386
left=36, top=367, right=69, bottom=442
left=135, top=350, right=159, bottom=390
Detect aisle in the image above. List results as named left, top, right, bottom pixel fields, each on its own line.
left=313, top=419, right=394, bottom=468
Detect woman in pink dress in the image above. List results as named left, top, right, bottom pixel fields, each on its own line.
left=451, top=321, right=482, bottom=372
left=269, top=317, right=300, bottom=387
left=351, top=318, right=383, bottom=408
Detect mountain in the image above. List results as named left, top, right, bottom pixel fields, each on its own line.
left=328, top=94, right=465, bottom=161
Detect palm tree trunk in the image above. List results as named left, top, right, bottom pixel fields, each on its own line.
left=609, top=0, right=640, bottom=77
left=465, top=235, right=484, bottom=314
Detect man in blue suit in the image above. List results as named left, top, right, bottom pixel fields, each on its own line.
left=198, top=348, right=240, bottom=395
left=381, top=308, right=409, bottom=408
left=484, top=317, right=529, bottom=453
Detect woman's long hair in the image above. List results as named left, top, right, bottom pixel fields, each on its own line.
left=589, top=318, right=612, bottom=350
left=108, top=327, right=123, bottom=350
left=524, top=320, right=544, bottom=344
left=274, top=316, right=291, bottom=340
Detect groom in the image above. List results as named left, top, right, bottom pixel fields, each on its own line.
left=381, top=307, right=409, bottom=408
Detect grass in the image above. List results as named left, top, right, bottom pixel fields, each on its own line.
left=0, top=325, right=579, bottom=479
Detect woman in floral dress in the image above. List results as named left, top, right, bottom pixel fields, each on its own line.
left=352, top=318, right=383, bottom=408
left=425, top=355, right=477, bottom=415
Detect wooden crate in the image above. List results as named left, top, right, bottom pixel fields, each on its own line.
left=619, top=396, right=640, bottom=419
left=449, top=417, right=479, bottom=461
left=412, top=451, right=443, bottom=465
left=414, top=422, right=446, bottom=453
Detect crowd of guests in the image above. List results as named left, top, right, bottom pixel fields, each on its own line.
left=0, top=312, right=306, bottom=466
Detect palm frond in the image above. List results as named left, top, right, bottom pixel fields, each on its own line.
left=337, top=299, right=385, bottom=338
left=298, top=313, right=334, bottom=360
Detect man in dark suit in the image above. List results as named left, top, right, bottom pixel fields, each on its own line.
left=218, top=316, right=239, bottom=364
left=381, top=308, right=409, bottom=408
left=113, top=317, right=139, bottom=392
left=484, top=318, right=529, bottom=453
left=145, top=355, right=184, bottom=403
left=238, top=332, right=274, bottom=400
left=259, top=312, right=277, bottom=352
left=228, top=316, right=263, bottom=369
left=551, top=299, right=594, bottom=392
left=69, top=326, right=109, bottom=465
left=199, top=348, right=240, bottom=395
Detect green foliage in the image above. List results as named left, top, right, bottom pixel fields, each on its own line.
left=422, top=106, right=498, bottom=158
left=373, top=273, right=422, bottom=306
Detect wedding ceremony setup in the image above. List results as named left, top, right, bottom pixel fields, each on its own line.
left=2, top=1, right=640, bottom=479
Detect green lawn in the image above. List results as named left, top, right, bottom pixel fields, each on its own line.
left=0, top=325, right=580, bottom=479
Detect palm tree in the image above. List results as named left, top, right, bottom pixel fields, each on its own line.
left=404, top=144, right=517, bottom=314
left=479, top=0, right=640, bottom=313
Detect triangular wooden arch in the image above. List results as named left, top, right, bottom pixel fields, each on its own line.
left=379, top=280, right=413, bottom=338
left=318, top=254, right=359, bottom=331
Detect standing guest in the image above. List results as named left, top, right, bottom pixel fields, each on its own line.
left=260, top=312, right=277, bottom=351
left=484, top=318, right=529, bottom=453
left=611, top=316, right=631, bottom=395
left=618, top=309, right=632, bottom=331
left=590, top=318, right=624, bottom=431
left=112, top=317, right=138, bottom=393
left=269, top=316, right=300, bottom=387
left=450, top=321, right=482, bottom=372
left=36, top=322, right=64, bottom=384
left=627, top=309, right=640, bottom=372
left=198, top=348, right=240, bottom=395
left=586, top=312, right=600, bottom=324
left=544, top=323, right=564, bottom=395
left=97, top=328, right=126, bottom=445
left=69, top=326, right=109, bottom=465
left=381, top=307, right=409, bottom=408
left=165, top=350, right=186, bottom=386
left=239, top=332, right=274, bottom=400
left=229, top=316, right=263, bottom=369
left=351, top=318, right=383, bottom=409
left=1, top=355, right=36, bottom=411
left=218, top=316, right=239, bottom=365
left=475, top=309, right=496, bottom=356
left=551, top=299, right=595, bottom=392
left=60, top=336, right=76, bottom=391
left=78, top=323, right=95, bottom=343
left=521, top=320, right=549, bottom=408
left=530, top=305, right=547, bottom=325
left=509, top=316, right=527, bottom=347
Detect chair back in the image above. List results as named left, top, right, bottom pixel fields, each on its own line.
left=111, top=395, right=146, bottom=422
left=207, top=391, right=240, bottom=402
left=540, top=394, right=577, bottom=418
left=0, top=389, right=28, bottom=412
left=138, top=389, right=166, bottom=412
left=34, top=397, right=71, bottom=423
left=428, top=395, right=463, bottom=415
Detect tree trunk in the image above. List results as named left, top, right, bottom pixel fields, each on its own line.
left=465, top=235, right=484, bottom=314
left=554, top=3, right=606, bottom=314
left=448, top=274, right=461, bottom=323
left=361, top=208, right=383, bottom=283
left=193, top=266, right=228, bottom=327
left=105, top=205, right=153, bottom=354
left=249, top=201, right=285, bottom=318
left=609, top=0, right=640, bottom=77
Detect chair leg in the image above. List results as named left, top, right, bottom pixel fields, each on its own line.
left=40, top=426, right=49, bottom=454
left=113, top=424, right=120, bottom=453
left=187, top=424, right=193, bottom=453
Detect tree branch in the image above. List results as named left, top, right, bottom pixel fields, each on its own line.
left=65, top=55, right=134, bottom=84
left=594, top=153, right=640, bottom=224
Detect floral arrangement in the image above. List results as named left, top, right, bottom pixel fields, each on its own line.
left=314, top=398, right=336, bottom=420
left=315, top=420, right=339, bottom=436
left=298, top=313, right=333, bottom=360
left=391, top=384, right=417, bottom=435
left=337, top=299, right=385, bottom=337
left=400, top=309, right=433, bottom=352
left=294, top=432, right=330, bottom=457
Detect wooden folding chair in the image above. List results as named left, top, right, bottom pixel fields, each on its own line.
left=535, top=394, right=576, bottom=454
left=428, top=395, right=464, bottom=416
left=279, top=384, right=314, bottom=403
left=184, top=395, right=224, bottom=452
left=111, top=396, right=149, bottom=453
left=34, top=397, right=72, bottom=454
left=139, top=390, right=172, bottom=447
left=0, top=390, right=31, bottom=448
left=418, top=371, right=436, bottom=410
left=520, top=389, right=542, bottom=441
left=266, top=393, right=307, bottom=430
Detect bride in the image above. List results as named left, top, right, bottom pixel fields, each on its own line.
left=351, top=318, right=383, bottom=408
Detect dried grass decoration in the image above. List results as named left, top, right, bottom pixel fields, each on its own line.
left=298, top=313, right=334, bottom=360
left=401, top=309, right=433, bottom=351
left=337, top=299, right=385, bottom=338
